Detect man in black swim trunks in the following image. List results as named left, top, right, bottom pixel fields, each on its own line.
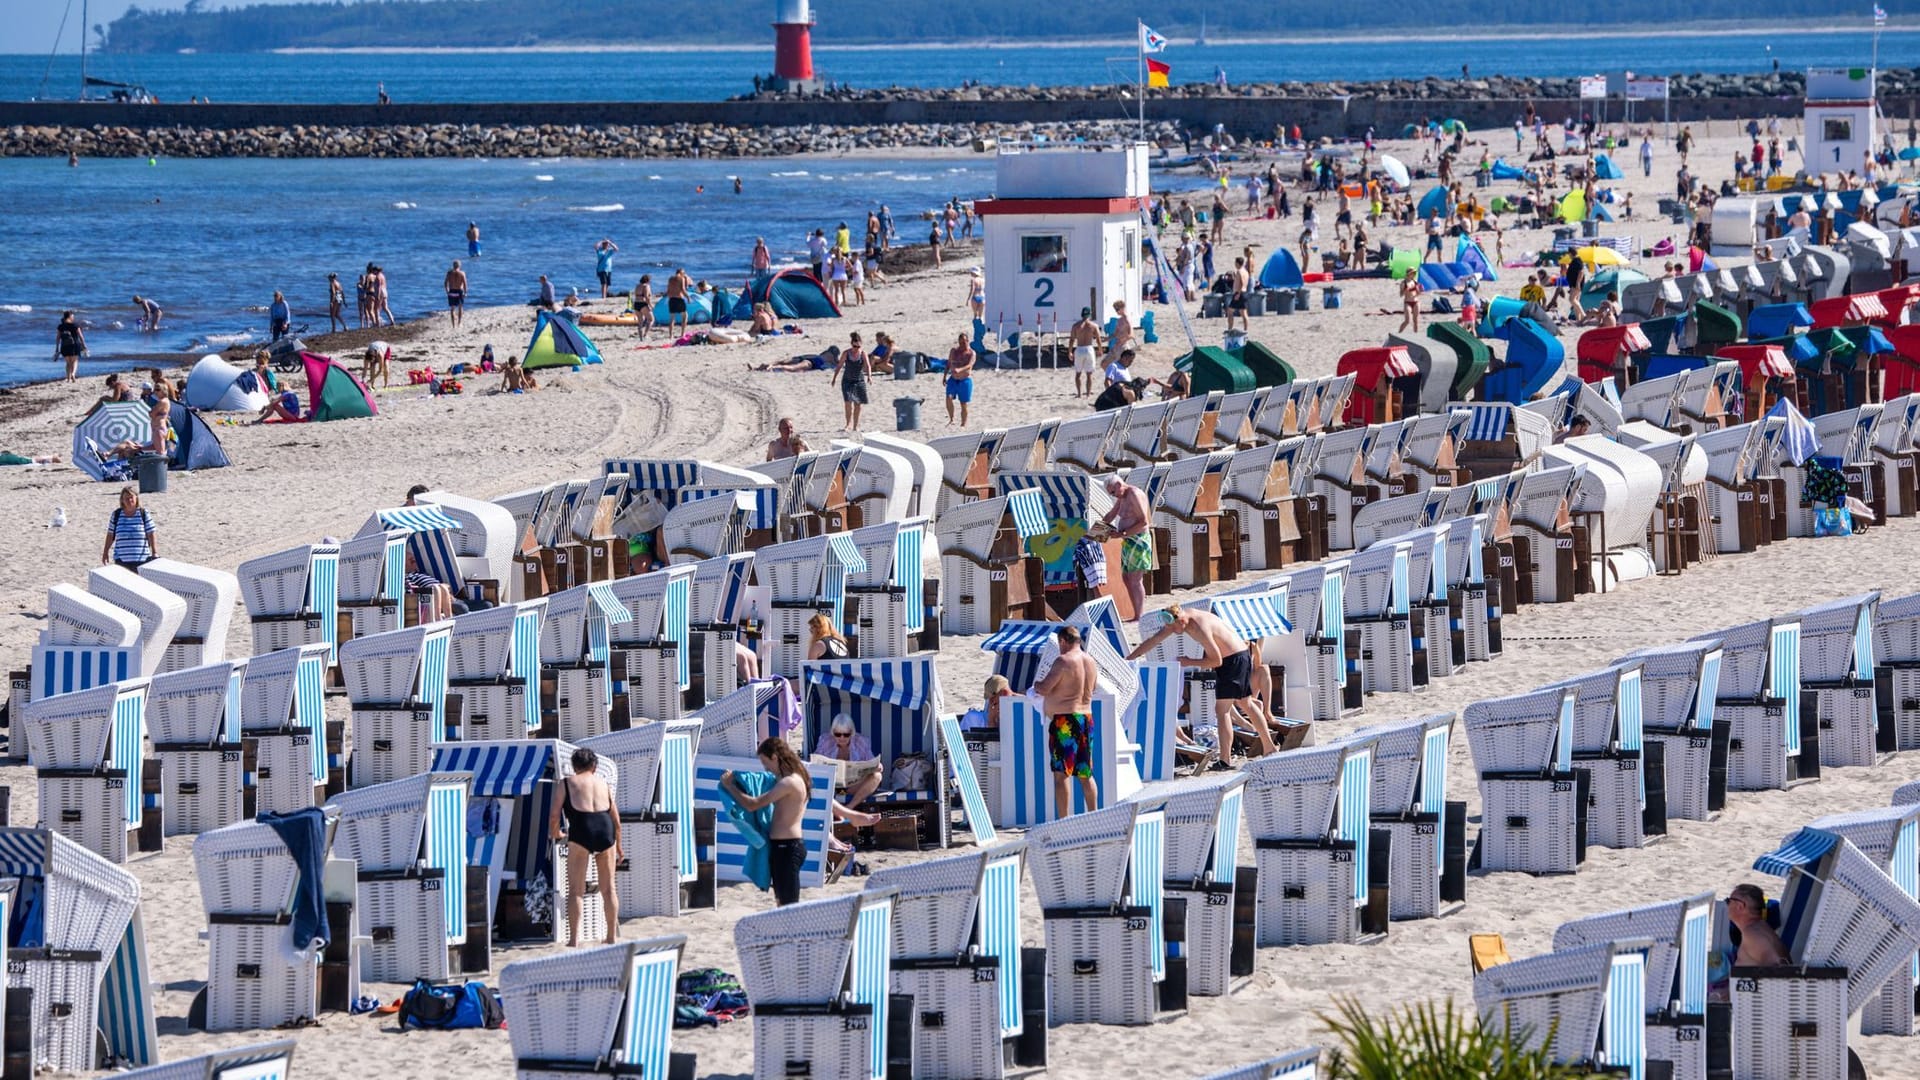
left=1130, top=606, right=1273, bottom=760
left=1226, top=256, right=1250, bottom=333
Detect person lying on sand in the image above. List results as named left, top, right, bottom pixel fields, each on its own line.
left=750, top=345, right=838, bottom=373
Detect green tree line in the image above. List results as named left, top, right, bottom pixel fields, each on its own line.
left=103, top=0, right=1854, bottom=52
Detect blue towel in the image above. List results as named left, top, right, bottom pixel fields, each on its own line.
left=717, top=771, right=777, bottom=891
left=259, top=807, right=330, bottom=952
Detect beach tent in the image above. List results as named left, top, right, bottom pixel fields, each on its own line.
left=523, top=309, right=603, bottom=371
left=72, top=400, right=150, bottom=480
left=1593, top=154, right=1624, bottom=180
left=1259, top=249, right=1305, bottom=290
left=1557, top=190, right=1590, bottom=224
left=652, top=291, right=713, bottom=326
left=1455, top=237, right=1498, bottom=281
left=1388, top=248, right=1420, bottom=281
left=168, top=405, right=230, bottom=472
left=183, top=354, right=269, bottom=412
left=301, top=352, right=378, bottom=421
left=1418, top=187, right=1451, bottom=221
left=1490, top=159, right=1530, bottom=181
left=1584, top=266, right=1650, bottom=310
left=730, top=269, right=841, bottom=321
left=1441, top=119, right=1467, bottom=135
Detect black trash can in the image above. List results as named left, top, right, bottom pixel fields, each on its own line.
left=135, top=453, right=168, bottom=494
left=1271, top=289, right=1297, bottom=316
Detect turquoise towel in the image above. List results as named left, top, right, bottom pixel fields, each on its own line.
left=718, top=770, right=777, bottom=891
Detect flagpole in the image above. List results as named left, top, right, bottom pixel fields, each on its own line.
left=1136, top=20, right=1146, bottom=139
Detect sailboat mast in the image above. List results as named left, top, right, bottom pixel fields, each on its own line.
left=79, top=0, right=88, bottom=96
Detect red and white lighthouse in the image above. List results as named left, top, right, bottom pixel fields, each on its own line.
left=773, top=0, right=816, bottom=85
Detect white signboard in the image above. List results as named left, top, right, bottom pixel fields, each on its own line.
left=1579, top=76, right=1607, bottom=100
left=1625, top=77, right=1669, bottom=101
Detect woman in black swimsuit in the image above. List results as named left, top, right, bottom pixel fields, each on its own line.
left=547, top=747, right=621, bottom=946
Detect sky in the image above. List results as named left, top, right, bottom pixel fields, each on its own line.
left=6, top=0, right=313, bottom=56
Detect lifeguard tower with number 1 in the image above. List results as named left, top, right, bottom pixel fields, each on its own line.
left=1804, top=67, right=1876, bottom=175
left=976, top=143, right=1149, bottom=342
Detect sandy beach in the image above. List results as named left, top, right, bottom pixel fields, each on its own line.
left=6, top=122, right=1920, bottom=1078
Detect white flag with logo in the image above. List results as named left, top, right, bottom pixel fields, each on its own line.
left=1140, top=24, right=1168, bottom=53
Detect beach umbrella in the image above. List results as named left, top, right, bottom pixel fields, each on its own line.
left=1572, top=245, right=1627, bottom=269
left=1900, top=147, right=1920, bottom=161
left=72, top=401, right=152, bottom=480
left=1379, top=155, right=1411, bottom=189
left=1688, top=246, right=1718, bottom=272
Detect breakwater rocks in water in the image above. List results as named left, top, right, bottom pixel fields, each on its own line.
left=746, top=67, right=1920, bottom=103
left=0, top=119, right=1181, bottom=159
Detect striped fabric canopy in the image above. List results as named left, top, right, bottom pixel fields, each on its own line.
left=372, top=505, right=463, bottom=534
left=824, top=533, right=870, bottom=576
left=1205, top=594, right=1293, bottom=642
left=1753, top=826, right=1839, bottom=877
left=431, top=741, right=553, bottom=797
left=0, top=829, right=49, bottom=878
left=584, top=581, right=634, bottom=625
left=1004, top=488, right=1050, bottom=539
left=1459, top=404, right=1513, bottom=442
left=805, top=657, right=940, bottom=712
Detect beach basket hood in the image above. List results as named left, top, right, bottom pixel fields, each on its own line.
left=523, top=309, right=603, bottom=370
left=301, top=352, right=377, bottom=421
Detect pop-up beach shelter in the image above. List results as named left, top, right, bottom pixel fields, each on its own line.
left=652, top=292, right=713, bottom=326
left=1418, top=187, right=1451, bottom=221
left=169, top=406, right=230, bottom=472
left=301, top=352, right=378, bottom=421
left=1259, top=249, right=1305, bottom=290
left=523, top=309, right=603, bottom=371
left=1593, top=154, right=1624, bottom=180
left=730, top=269, right=841, bottom=320
left=183, top=355, right=269, bottom=412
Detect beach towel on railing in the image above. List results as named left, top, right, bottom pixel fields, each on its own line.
left=259, top=806, right=331, bottom=953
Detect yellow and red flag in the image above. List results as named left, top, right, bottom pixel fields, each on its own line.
left=1146, top=57, right=1170, bottom=88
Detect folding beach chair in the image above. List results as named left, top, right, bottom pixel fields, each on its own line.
left=936, top=491, right=1047, bottom=636
left=1473, top=939, right=1649, bottom=1078
left=539, top=582, right=631, bottom=742
left=1048, top=410, right=1118, bottom=473
left=1196, top=1048, right=1322, bottom=1080
left=865, top=843, right=1034, bottom=1078
left=499, top=938, right=694, bottom=1080
left=240, top=644, right=331, bottom=814
left=841, top=518, right=930, bottom=661
left=146, top=658, right=248, bottom=836
left=1544, top=661, right=1653, bottom=851
left=135, top=558, right=239, bottom=672
left=1343, top=539, right=1415, bottom=696
left=192, top=816, right=345, bottom=1033
left=1553, top=893, right=1715, bottom=1080
left=22, top=679, right=149, bottom=862
left=735, top=890, right=904, bottom=1080
left=1741, top=828, right=1920, bottom=1078
left=1353, top=713, right=1464, bottom=921
left=1796, top=593, right=1885, bottom=769
left=1463, top=686, right=1585, bottom=875
left=1025, top=800, right=1168, bottom=1026
left=605, top=565, right=696, bottom=723
left=445, top=599, right=545, bottom=742
left=85, top=565, right=184, bottom=678
left=580, top=720, right=705, bottom=919
left=1618, top=639, right=1728, bottom=823
left=326, top=772, right=473, bottom=982
left=1802, top=805, right=1920, bottom=1036
left=1692, top=616, right=1811, bottom=792
left=1241, top=735, right=1383, bottom=946
left=236, top=543, right=339, bottom=661
left=1130, top=772, right=1253, bottom=997
left=115, top=1040, right=296, bottom=1080
left=1, top=828, right=155, bottom=1069
left=339, top=622, right=452, bottom=788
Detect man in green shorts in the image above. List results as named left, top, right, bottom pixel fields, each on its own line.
left=1100, top=475, right=1155, bottom=622
left=1033, top=625, right=1099, bottom=817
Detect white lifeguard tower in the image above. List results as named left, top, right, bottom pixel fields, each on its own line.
left=1805, top=67, right=1876, bottom=175
left=976, top=142, right=1149, bottom=341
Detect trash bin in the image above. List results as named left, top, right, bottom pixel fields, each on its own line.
left=1581, top=219, right=1600, bottom=239
left=1224, top=328, right=1248, bottom=351
left=1246, top=290, right=1267, bottom=317
left=1324, top=286, right=1343, bottom=309
left=1552, top=226, right=1576, bottom=244
left=892, top=351, right=918, bottom=380
left=135, top=453, right=168, bottom=494
left=1295, top=287, right=1313, bottom=311
left=893, top=397, right=923, bottom=432
left=1202, top=293, right=1225, bottom=319
left=1271, top=288, right=1297, bottom=316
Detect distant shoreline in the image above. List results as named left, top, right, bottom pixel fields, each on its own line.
left=75, top=21, right=1896, bottom=57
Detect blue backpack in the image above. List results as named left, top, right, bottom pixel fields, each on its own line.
left=398, top=980, right=504, bottom=1030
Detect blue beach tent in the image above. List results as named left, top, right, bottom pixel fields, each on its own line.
left=1259, top=249, right=1305, bottom=290
left=1593, top=154, right=1624, bottom=180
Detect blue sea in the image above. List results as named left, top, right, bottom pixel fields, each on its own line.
left=3, top=29, right=1914, bottom=104
left=1, top=29, right=1913, bottom=385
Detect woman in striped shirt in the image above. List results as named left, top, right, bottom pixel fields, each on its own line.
left=101, top=487, right=155, bottom=570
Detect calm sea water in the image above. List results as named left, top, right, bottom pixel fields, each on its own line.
left=3, top=30, right=1914, bottom=104
left=0, top=155, right=1004, bottom=385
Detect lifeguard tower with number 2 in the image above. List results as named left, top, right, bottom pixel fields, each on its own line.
left=976, top=143, right=1149, bottom=343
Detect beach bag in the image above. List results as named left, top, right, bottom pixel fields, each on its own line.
left=1814, top=507, right=1853, bottom=538
left=398, top=980, right=503, bottom=1030
left=889, top=754, right=932, bottom=793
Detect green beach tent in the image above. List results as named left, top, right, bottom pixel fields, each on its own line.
left=1176, top=346, right=1255, bottom=395
left=301, top=352, right=377, bottom=422
left=524, top=309, right=604, bottom=371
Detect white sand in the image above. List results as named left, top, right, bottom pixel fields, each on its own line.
left=4, top=122, right=1919, bottom=1077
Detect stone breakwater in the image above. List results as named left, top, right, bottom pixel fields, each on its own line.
left=745, top=67, right=1920, bottom=103
left=0, top=119, right=1180, bottom=159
